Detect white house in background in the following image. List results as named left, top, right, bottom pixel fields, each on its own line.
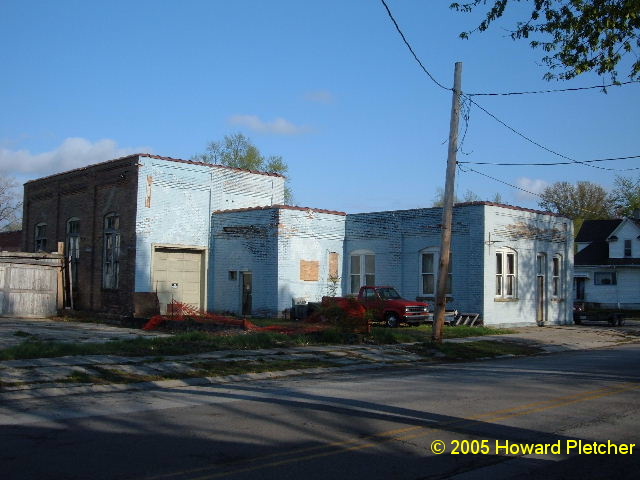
left=574, top=215, right=640, bottom=309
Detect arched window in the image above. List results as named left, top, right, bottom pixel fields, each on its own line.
left=552, top=254, right=562, bottom=298
left=496, top=248, right=517, bottom=298
left=34, top=223, right=47, bottom=252
left=66, top=218, right=80, bottom=285
left=420, top=247, right=452, bottom=296
left=103, top=213, right=120, bottom=289
left=349, top=250, right=375, bottom=294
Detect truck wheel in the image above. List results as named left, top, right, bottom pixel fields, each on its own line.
left=386, top=313, right=399, bottom=328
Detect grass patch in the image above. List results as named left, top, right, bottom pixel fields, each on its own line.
left=0, top=330, right=352, bottom=360
left=61, top=359, right=339, bottom=385
left=13, top=330, right=33, bottom=338
left=62, top=367, right=162, bottom=385
left=370, top=324, right=514, bottom=344
left=0, top=325, right=516, bottom=361
left=246, top=318, right=300, bottom=328
left=187, top=358, right=339, bottom=377
left=408, top=340, right=542, bottom=361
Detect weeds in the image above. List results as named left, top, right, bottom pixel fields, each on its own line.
left=408, top=340, right=543, bottom=361
left=0, top=325, right=514, bottom=361
left=61, top=359, right=339, bottom=385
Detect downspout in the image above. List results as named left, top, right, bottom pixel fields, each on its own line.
left=206, top=170, right=213, bottom=313
left=564, top=221, right=570, bottom=324
left=89, top=183, right=97, bottom=310
left=614, top=264, right=620, bottom=310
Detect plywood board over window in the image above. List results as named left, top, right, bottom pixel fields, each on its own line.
left=329, top=252, right=339, bottom=278
left=300, top=260, right=319, bottom=281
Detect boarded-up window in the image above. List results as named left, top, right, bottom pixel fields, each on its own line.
left=328, top=252, right=339, bottom=278
left=145, top=176, right=153, bottom=208
left=300, top=260, right=319, bottom=281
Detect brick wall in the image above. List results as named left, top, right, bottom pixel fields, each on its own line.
left=211, top=206, right=346, bottom=316
left=134, top=156, right=286, bottom=313
left=482, top=205, right=574, bottom=326
left=210, top=208, right=279, bottom=315
left=22, top=157, right=139, bottom=313
left=276, top=208, right=345, bottom=312
left=344, top=205, right=485, bottom=314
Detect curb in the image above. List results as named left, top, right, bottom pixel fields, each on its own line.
left=0, top=362, right=392, bottom=401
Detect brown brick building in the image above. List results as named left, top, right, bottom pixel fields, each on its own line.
left=22, top=156, right=139, bottom=313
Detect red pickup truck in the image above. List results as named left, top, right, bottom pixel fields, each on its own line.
left=322, top=286, right=430, bottom=327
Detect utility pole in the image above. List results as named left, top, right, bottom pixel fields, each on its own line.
left=432, top=62, right=462, bottom=343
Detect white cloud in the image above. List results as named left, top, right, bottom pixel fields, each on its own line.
left=0, top=138, right=153, bottom=178
left=304, top=90, right=335, bottom=104
left=515, top=177, right=549, bottom=201
left=228, top=115, right=311, bottom=135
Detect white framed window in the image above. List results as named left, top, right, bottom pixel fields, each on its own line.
left=420, top=249, right=452, bottom=295
left=103, top=213, right=120, bottom=289
left=349, top=251, right=375, bottom=293
left=66, top=218, right=80, bottom=285
left=552, top=255, right=562, bottom=298
left=34, top=223, right=47, bottom=252
left=624, top=239, right=632, bottom=257
left=496, top=248, right=517, bottom=298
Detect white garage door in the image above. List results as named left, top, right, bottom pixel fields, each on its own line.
left=153, top=247, right=204, bottom=314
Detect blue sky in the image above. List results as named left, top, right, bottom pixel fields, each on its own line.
left=1, top=0, right=638, bottom=213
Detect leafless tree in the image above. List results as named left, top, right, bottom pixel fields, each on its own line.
left=0, top=175, right=22, bottom=231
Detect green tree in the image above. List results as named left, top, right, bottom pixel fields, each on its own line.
left=610, top=174, right=640, bottom=217
left=538, top=180, right=613, bottom=231
left=192, top=133, right=293, bottom=204
left=450, top=0, right=640, bottom=81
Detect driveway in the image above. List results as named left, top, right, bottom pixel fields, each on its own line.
left=450, top=321, right=640, bottom=352
left=0, top=317, right=168, bottom=349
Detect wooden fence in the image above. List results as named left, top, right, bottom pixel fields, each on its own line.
left=0, top=251, right=63, bottom=318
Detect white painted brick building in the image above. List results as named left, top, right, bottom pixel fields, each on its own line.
left=23, top=154, right=574, bottom=325
left=212, top=202, right=574, bottom=326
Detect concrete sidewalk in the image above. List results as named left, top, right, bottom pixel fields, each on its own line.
left=1, top=319, right=638, bottom=400
left=0, top=344, right=422, bottom=399
left=448, top=322, right=640, bottom=352
left=0, top=317, right=168, bottom=349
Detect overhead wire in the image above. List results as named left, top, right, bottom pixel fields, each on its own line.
left=458, top=164, right=611, bottom=218
left=380, top=0, right=640, bottom=208
left=459, top=154, right=640, bottom=167
left=379, top=0, right=638, bottom=97
left=465, top=80, right=639, bottom=96
left=458, top=164, right=543, bottom=199
left=379, top=0, right=451, bottom=92
left=380, top=0, right=640, bottom=172
left=464, top=95, right=640, bottom=171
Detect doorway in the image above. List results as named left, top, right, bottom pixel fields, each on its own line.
left=536, top=254, right=546, bottom=326
left=575, top=278, right=586, bottom=301
left=241, top=272, right=252, bottom=316
left=152, top=246, right=205, bottom=314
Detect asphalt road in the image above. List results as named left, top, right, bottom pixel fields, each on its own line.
left=2, top=344, right=639, bottom=480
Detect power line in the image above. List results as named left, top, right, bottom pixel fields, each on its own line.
left=379, top=1, right=638, bottom=97
left=459, top=154, right=640, bottom=167
left=458, top=164, right=543, bottom=199
left=379, top=0, right=450, bottom=92
left=465, top=95, right=640, bottom=172
left=378, top=1, right=639, bottom=174
left=458, top=165, right=611, bottom=218
left=466, top=80, right=639, bottom=97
